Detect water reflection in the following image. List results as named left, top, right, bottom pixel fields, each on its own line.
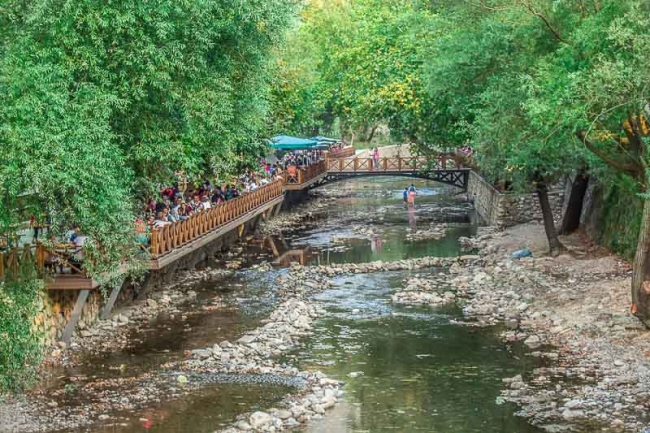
left=277, top=177, right=477, bottom=265
left=293, top=272, right=543, bottom=433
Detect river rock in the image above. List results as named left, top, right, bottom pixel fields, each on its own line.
left=191, top=349, right=212, bottom=359
left=276, top=409, right=292, bottom=420
left=237, top=334, right=257, bottom=345
left=249, top=411, right=273, bottom=429
left=524, top=335, right=541, bottom=349
left=234, top=420, right=252, bottom=431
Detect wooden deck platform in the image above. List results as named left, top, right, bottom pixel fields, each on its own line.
left=283, top=171, right=328, bottom=191
left=147, top=194, right=285, bottom=270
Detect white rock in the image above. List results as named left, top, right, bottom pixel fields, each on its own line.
left=249, top=411, right=273, bottom=429
left=523, top=335, right=541, bottom=349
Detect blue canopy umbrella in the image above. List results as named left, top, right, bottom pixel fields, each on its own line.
left=269, top=135, right=319, bottom=150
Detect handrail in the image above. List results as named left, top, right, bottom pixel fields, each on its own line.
left=149, top=179, right=284, bottom=259
left=325, top=154, right=463, bottom=172
left=0, top=242, right=81, bottom=282
left=281, top=160, right=327, bottom=185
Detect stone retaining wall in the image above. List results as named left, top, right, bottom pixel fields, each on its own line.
left=467, top=171, right=565, bottom=228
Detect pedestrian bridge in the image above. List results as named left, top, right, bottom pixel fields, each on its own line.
left=282, top=154, right=469, bottom=191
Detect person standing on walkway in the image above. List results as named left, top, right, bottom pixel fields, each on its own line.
left=372, top=147, right=380, bottom=170
left=408, top=183, right=417, bottom=207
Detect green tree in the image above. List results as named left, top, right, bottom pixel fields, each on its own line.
left=0, top=0, right=298, bottom=389
left=525, top=0, right=650, bottom=324
left=272, top=0, right=436, bottom=143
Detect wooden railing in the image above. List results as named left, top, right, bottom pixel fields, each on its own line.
left=0, top=243, right=82, bottom=282
left=0, top=244, right=36, bottom=281
left=149, top=179, right=284, bottom=259
left=326, top=154, right=463, bottom=172
left=326, top=146, right=355, bottom=159
left=282, top=160, right=327, bottom=185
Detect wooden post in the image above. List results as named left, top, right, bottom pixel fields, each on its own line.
left=354, top=157, right=358, bottom=171
left=10, top=247, right=18, bottom=276
left=151, top=228, right=159, bottom=258
left=398, top=157, right=402, bottom=171
left=36, top=243, right=45, bottom=274
left=266, top=237, right=280, bottom=257
left=441, top=155, right=447, bottom=169
left=62, top=289, right=90, bottom=343
left=101, top=283, right=123, bottom=320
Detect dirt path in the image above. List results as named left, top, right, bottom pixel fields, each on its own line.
left=355, top=144, right=413, bottom=158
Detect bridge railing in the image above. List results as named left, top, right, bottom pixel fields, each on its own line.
left=0, top=242, right=90, bottom=283
left=326, top=146, right=355, bottom=159
left=326, top=154, right=463, bottom=172
left=281, top=160, right=327, bottom=185
left=150, top=179, right=284, bottom=258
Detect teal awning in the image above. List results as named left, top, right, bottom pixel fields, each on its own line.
left=269, top=135, right=319, bottom=150
left=311, top=136, right=340, bottom=144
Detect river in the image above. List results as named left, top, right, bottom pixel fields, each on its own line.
left=37, top=177, right=542, bottom=433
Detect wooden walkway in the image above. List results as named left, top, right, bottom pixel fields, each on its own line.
left=281, top=160, right=329, bottom=190
left=0, top=150, right=471, bottom=341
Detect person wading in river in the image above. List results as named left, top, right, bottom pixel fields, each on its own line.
left=403, top=187, right=408, bottom=207
left=407, top=183, right=417, bottom=207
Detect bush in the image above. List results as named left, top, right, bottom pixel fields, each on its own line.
left=0, top=279, right=43, bottom=392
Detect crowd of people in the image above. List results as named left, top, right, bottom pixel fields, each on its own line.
left=136, top=151, right=326, bottom=240
left=278, top=149, right=325, bottom=170
left=138, top=171, right=278, bottom=235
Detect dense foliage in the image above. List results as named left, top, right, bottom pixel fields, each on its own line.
left=271, top=0, right=436, bottom=143
left=0, top=277, right=43, bottom=391
left=0, top=0, right=297, bottom=390
left=274, top=0, right=650, bottom=322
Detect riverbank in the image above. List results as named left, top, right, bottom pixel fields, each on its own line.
left=392, top=221, right=649, bottom=431
left=5, top=177, right=639, bottom=433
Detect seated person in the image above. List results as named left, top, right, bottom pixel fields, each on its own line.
left=70, top=228, right=87, bottom=273
left=224, top=185, right=234, bottom=200
left=211, top=187, right=224, bottom=204
left=190, top=194, right=202, bottom=212
left=153, top=211, right=171, bottom=228
left=171, top=197, right=187, bottom=221
left=200, top=196, right=212, bottom=210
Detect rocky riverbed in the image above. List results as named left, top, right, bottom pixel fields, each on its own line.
left=41, top=267, right=235, bottom=369
left=396, top=222, right=650, bottom=432
left=5, top=175, right=648, bottom=433
left=181, top=264, right=345, bottom=432
left=259, top=195, right=335, bottom=236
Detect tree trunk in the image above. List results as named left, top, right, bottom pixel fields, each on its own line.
left=536, top=180, right=565, bottom=256
left=560, top=170, right=589, bottom=235
left=366, top=124, right=379, bottom=143
left=631, top=194, right=650, bottom=327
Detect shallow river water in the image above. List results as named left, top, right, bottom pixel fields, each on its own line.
left=49, top=177, right=543, bottom=433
